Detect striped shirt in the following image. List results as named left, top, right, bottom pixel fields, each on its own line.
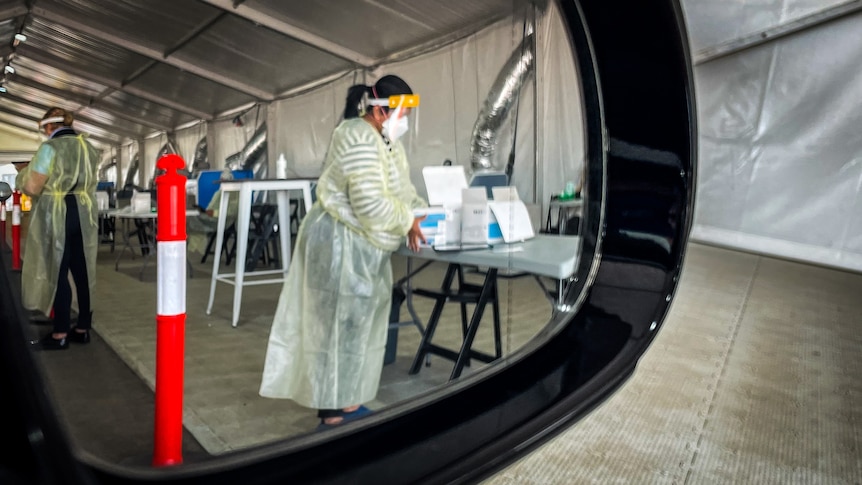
left=317, top=117, right=427, bottom=251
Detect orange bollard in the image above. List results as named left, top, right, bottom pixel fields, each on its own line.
left=152, top=154, right=187, bottom=467
left=0, top=200, right=6, bottom=249
left=12, top=190, right=21, bottom=270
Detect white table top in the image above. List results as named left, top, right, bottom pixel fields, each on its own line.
left=396, top=234, right=581, bottom=280
left=106, top=207, right=200, bottom=219
left=217, top=178, right=316, bottom=191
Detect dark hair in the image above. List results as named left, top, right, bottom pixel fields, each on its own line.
left=342, top=75, right=413, bottom=119
left=343, top=85, right=372, bottom=119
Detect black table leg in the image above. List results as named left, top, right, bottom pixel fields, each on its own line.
left=409, top=264, right=458, bottom=375
left=450, top=268, right=497, bottom=380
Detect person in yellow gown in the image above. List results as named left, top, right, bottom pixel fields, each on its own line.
left=16, top=107, right=99, bottom=350
left=260, top=75, right=427, bottom=428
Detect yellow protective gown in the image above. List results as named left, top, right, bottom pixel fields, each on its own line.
left=16, top=134, right=99, bottom=316
left=260, top=117, right=426, bottom=409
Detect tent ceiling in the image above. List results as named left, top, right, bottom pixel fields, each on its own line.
left=0, top=0, right=517, bottom=149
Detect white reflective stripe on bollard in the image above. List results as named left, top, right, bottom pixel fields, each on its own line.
left=157, top=241, right=187, bottom=315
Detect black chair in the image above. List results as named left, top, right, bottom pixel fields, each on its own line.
left=244, top=204, right=281, bottom=271
left=203, top=191, right=312, bottom=268
left=201, top=222, right=237, bottom=265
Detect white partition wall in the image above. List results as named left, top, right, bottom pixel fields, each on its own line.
left=683, top=1, right=862, bottom=271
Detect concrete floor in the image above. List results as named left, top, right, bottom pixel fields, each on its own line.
left=11, top=223, right=862, bottom=483
left=485, top=244, right=862, bottom=484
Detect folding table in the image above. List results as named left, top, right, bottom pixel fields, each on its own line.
left=395, top=234, right=581, bottom=380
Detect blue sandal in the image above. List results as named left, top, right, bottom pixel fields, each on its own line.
left=317, top=405, right=373, bottom=431
left=343, top=405, right=372, bottom=421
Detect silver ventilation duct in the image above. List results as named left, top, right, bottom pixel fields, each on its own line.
left=123, top=151, right=140, bottom=189
left=226, top=123, right=268, bottom=179
left=97, top=158, right=116, bottom=181
left=156, top=136, right=179, bottom=162
left=150, top=135, right=180, bottom=187
left=469, top=31, right=535, bottom=175
left=225, top=152, right=242, bottom=170
left=191, top=137, right=209, bottom=175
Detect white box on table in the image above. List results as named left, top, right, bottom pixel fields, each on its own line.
left=461, top=186, right=534, bottom=245
left=461, top=187, right=504, bottom=245
left=95, top=192, right=110, bottom=211
left=488, top=186, right=535, bottom=243
left=131, top=192, right=151, bottom=213
left=413, top=207, right=447, bottom=247
left=419, top=166, right=469, bottom=246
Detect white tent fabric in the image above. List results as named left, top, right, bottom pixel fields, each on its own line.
left=266, top=3, right=583, bottom=222
left=176, top=123, right=208, bottom=169
left=537, top=4, right=585, bottom=211
left=683, top=0, right=862, bottom=271
left=0, top=126, right=41, bottom=156
left=683, top=0, right=853, bottom=52
left=210, top=113, right=267, bottom=171
left=268, top=19, right=533, bottom=199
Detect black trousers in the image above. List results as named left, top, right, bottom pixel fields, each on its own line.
left=53, top=194, right=91, bottom=334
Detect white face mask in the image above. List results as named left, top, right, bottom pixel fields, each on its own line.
left=382, top=112, right=409, bottom=142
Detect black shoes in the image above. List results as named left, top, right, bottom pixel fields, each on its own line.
left=68, top=329, right=91, bottom=344
left=29, top=329, right=90, bottom=350
left=30, top=333, right=69, bottom=351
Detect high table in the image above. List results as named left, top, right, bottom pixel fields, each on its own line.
left=395, top=234, right=580, bottom=380
left=206, top=178, right=315, bottom=327
left=110, top=207, right=200, bottom=281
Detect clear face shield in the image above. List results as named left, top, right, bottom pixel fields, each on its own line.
left=367, top=94, right=420, bottom=147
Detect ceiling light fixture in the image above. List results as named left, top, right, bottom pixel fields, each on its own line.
left=4, top=65, right=14, bottom=74
left=0, top=87, right=6, bottom=93
left=14, top=33, right=27, bottom=43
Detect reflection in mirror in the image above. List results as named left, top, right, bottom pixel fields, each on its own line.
left=16, top=0, right=588, bottom=467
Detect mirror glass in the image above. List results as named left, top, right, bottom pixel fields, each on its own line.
left=15, top=0, right=588, bottom=464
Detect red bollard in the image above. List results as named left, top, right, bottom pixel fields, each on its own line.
left=152, top=154, right=188, bottom=467
left=12, top=190, right=21, bottom=270
left=0, top=200, right=6, bottom=249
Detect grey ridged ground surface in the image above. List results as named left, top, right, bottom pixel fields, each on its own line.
left=484, top=244, right=862, bottom=484
left=15, top=225, right=862, bottom=482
